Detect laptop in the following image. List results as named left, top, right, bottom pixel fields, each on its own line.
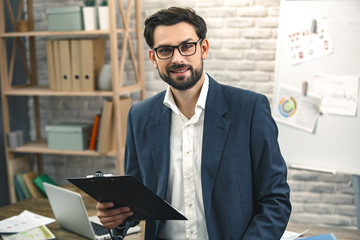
left=44, top=183, right=141, bottom=240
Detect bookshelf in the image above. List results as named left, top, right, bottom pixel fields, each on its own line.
left=0, top=0, right=145, bottom=203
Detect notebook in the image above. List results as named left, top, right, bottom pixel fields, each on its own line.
left=43, top=183, right=140, bottom=240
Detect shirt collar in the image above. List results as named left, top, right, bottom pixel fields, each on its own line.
left=163, top=73, right=209, bottom=116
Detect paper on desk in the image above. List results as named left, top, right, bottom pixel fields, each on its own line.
left=281, top=228, right=310, bottom=240
left=1, top=225, right=55, bottom=240
left=0, top=210, right=55, bottom=233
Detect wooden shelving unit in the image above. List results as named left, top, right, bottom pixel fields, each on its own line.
left=0, top=0, right=145, bottom=203
left=8, top=139, right=117, bottom=157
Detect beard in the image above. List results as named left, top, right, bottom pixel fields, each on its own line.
left=157, top=60, right=203, bottom=91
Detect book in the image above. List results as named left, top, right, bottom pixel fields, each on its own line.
left=15, top=172, right=31, bottom=199
left=97, top=100, right=113, bottom=154
left=22, top=171, right=44, bottom=198
left=95, top=97, right=132, bottom=153
left=89, top=113, right=101, bottom=150
left=14, top=176, right=25, bottom=201
left=33, top=174, right=58, bottom=197
left=7, top=157, right=30, bottom=202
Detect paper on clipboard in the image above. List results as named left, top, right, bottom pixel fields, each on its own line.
left=67, top=173, right=187, bottom=221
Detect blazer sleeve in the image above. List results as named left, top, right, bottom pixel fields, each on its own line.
left=124, top=104, right=142, bottom=178
left=241, top=94, right=291, bottom=239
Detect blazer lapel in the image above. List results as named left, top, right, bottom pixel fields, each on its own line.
left=146, top=97, right=171, bottom=198
left=201, top=77, right=231, bottom=217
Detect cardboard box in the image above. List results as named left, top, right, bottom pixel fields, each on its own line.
left=47, top=7, right=83, bottom=31
left=46, top=122, right=92, bottom=150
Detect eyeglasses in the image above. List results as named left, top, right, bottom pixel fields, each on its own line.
left=153, top=39, right=203, bottom=60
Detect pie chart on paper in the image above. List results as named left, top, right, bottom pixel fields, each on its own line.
left=278, top=97, right=297, bottom=118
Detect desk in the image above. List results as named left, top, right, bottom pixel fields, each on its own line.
left=0, top=187, right=145, bottom=240
left=286, top=223, right=360, bottom=240
left=1, top=196, right=360, bottom=240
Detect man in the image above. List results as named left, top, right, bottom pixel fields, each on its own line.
left=97, top=7, right=291, bottom=240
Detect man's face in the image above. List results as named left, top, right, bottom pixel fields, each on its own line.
left=149, top=22, right=209, bottom=91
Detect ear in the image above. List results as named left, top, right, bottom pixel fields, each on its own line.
left=200, top=38, right=209, bottom=61
left=148, top=49, right=158, bottom=69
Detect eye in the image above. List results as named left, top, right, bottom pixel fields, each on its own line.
left=157, top=47, right=172, bottom=54
left=181, top=43, right=194, bottom=50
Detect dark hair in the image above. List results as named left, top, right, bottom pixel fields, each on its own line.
left=144, top=7, right=207, bottom=48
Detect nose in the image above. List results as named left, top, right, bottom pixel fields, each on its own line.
left=171, top=47, right=185, bottom=63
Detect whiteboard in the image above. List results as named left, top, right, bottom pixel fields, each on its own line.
left=273, top=0, right=360, bottom=175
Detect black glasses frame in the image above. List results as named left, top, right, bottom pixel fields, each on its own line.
left=153, top=39, right=203, bottom=60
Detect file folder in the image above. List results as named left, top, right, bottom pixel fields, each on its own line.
left=67, top=174, right=187, bottom=221
left=96, top=99, right=113, bottom=154
left=80, top=38, right=106, bottom=91
left=80, top=39, right=95, bottom=91
left=70, top=39, right=82, bottom=91
left=53, top=40, right=63, bottom=91
left=46, top=40, right=57, bottom=91
left=59, top=40, right=73, bottom=91
left=93, top=38, right=106, bottom=87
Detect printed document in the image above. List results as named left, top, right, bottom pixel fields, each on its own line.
left=0, top=210, right=55, bottom=233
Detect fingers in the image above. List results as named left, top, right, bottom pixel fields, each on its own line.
left=96, top=202, right=114, bottom=210
left=96, top=202, right=134, bottom=229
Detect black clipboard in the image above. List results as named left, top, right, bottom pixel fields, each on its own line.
left=67, top=173, right=187, bottom=221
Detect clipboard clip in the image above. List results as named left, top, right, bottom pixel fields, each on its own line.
left=302, top=81, right=308, bottom=96
left=86, top=171, right=113, bottom=178
left=311, top=19, right=317, bottom=34
left=95, top=171, right=104, bottom=177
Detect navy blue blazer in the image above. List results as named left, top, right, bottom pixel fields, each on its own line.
left=124, top=76, right=291, bottom=239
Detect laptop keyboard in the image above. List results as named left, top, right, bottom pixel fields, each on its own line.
left=91, top=221, right=109, bottom=236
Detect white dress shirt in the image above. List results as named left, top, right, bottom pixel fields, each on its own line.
left=158, top=73, right=210, bottom=240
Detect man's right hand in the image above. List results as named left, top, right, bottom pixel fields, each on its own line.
left=96, top=202, right=134, bottom=229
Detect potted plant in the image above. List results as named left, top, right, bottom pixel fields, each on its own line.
left=83, top=0, right=97, bottom=30
left=98, top=0, right=109, bottom=30
left=84, top=0, right=95, bottom=6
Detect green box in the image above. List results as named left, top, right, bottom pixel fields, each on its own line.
left=47, top=7, right=84, bottom=31
left=46, top=122, right=92, bottom=151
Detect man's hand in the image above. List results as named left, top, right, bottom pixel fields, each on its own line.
left=96, top=202, right=134, bottom=229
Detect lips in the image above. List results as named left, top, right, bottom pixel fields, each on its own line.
left=172, top=68, right=189, bottom=74
left=169, top=65, right=191, bottom=75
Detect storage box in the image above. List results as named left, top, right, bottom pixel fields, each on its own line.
left=47, top=7, right=83, bottom=31
left=46, top=122, right=92, bottom=150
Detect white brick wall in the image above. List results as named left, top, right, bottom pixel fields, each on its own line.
left=24, top=0, right=357, bottom=229
left=288, top=170, right=357, bottom=227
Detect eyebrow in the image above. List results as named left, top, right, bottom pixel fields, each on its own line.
left=154, top=38, right=195, bottom=49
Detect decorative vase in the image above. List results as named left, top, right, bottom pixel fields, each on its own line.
left=83, top=6, right=97, bottom=30
left=98, top=6, right=109, bottom=30
left=97, top=64, right=112, bottom=91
